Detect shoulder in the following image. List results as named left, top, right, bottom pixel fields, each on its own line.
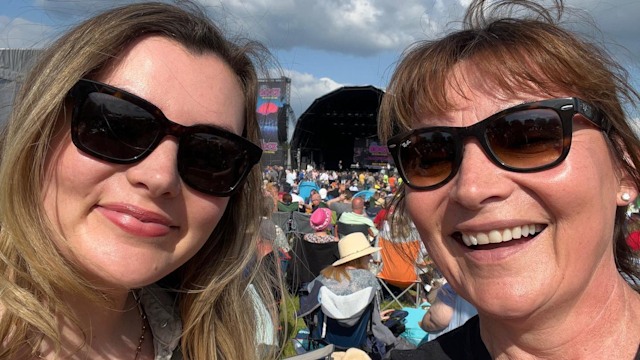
left=349, top=269, right=377, bottom=282
left=390, top=316, right=489, bottom=360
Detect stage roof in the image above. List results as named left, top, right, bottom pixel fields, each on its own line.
left=291, top=85, right=384, bottom=151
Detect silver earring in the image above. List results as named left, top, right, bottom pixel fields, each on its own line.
left=621, top=193, right=631, bottom=202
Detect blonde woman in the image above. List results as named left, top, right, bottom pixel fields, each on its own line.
left=308, top=233, right=413, bottom=350
left=0, top=2, right=278, bottom=359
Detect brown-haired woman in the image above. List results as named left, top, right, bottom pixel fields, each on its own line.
left=379, top=0, right=640, bottom=358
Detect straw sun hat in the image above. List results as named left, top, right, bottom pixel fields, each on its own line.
left=332, top=233, right=381, bottom=266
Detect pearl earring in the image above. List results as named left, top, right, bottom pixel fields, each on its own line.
left=621, top=193, right=631, bottom=201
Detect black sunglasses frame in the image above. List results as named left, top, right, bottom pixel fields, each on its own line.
left=387, top=97, right=604, bottom=190
left=68, top=79, right=263, bottom=196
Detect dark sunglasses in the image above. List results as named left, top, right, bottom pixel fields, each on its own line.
left=67, top=79, right=262, bottom=196
left=387, top=98, right=605, bottom=190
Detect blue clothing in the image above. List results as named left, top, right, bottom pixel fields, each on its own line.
left=426, top=283, right=477, bottom=341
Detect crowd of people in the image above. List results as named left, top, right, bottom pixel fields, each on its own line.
left=0, top=0, right=638, bottom=359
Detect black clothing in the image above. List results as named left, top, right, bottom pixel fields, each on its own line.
left=391, top=315, right=640, bottom=360
left=390, top=316, right=489, bottom=360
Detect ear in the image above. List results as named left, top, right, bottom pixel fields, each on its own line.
left=617, top=176, right=638, bottom=207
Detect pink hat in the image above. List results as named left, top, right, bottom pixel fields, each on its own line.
left=310, top=208, right=332, bottom=232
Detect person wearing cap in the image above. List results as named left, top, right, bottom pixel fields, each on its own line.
left=304, top=208, right=339, bottom=244
left=319, top=187, right=328, bottom=201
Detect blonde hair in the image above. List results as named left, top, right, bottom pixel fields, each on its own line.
left=0, top=2, right=280, bottom=359
left=378, top=0, right=640, bottom=289
left=320, top=256, right=370, bottom=282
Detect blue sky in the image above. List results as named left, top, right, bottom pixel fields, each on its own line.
left=1, top=0, right=639, bottom=122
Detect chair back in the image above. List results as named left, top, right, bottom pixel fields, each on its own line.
left=292, top=212, right=314, bottom=234
left=272, top=211, right=293, bottom=233
left=316, top=305, right=373, bottom=350
left=336, top=222, right=370, bottom=239
left=377, top=236, right=422, bottom=287
left=312, top=287, right=376, bottom=351
left=286, top=237, right=340, bottom=294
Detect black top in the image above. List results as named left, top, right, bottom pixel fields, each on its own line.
left=390, top=315, right=640, bottom=360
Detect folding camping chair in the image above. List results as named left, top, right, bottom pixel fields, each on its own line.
left=297, top=284, right=378, bottom=353
left=285, top=236, right=340, bottom=295
left=292, top=212, right=314, bottom=235
left=336, top=221, right=371, bottom=239
left=375, top=221, right=426, bottom=310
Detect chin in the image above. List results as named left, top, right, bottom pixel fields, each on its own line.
left=472, top=287, right=547, bottom=320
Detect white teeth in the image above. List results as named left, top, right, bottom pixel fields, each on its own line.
left=469, top=234, right=478, bottom=246
left=460, top=224, right=542, bottom=247
left=476, top=233, right=489, bottom=245
left=488, top=230, right=502, bottom=243
left=512, top=226, right=522, bottom=239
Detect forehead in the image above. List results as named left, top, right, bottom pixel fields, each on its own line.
left=97, top=36, right=245, bottom=134
left=413, top=62, right=561, bottom=128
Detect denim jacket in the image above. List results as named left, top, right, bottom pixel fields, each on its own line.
left=140, top=285, right=182, bottom=360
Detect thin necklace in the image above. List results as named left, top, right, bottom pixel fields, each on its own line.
left=36, top=291, right=148, bottom=359
left=131, top=290, right=147, bottom=360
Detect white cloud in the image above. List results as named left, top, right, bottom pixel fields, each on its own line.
left=202, top=0, right=436, bottom=56
left=282, top=69, right=343, bottom=118
left=3, top=0, right=638, bottom=126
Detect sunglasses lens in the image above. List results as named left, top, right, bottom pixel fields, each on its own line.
left=399, top=131, right=457, bottom=188
left=486, top=109, right=564, bottom=169
left=75, top=92, right=159, bottom=161
left=71, top=80, right=261, bottom=196
left=178, top=132, right=250, bottom=195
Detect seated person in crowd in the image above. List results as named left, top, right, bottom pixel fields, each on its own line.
left=278, top=193, right=301, bottom=212
left=419, top=282, right=477, bottom=341
left=304, top=208, right=339, bottom=244
left=304, top=192, right=329, bottom=214
left=327, top=188, right=354, bottom=219
left=308, top=233, right=413, bottom=349
left=337, top=196, right=379, bottom=238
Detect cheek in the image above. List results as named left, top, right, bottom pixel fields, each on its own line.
left=404, top=190, right=449, bottom=259
left=187, top=195, right=229, bottom=237
left=538, top=136, right=619, bottom=224
left=405, top=189, right=443, bottom=235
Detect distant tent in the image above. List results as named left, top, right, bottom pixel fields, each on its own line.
left=0, top=49, right=42, bottom=126
left=298, top=181, right=320, bottom=201
left=354, top=189, right=375, bottom=201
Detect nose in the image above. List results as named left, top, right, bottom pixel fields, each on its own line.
left=125, top=138, right=182, bottom=198
left=448, top=139, right=513, bottom=209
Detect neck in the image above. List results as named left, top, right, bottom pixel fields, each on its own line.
left=480, top=271, right=640, bottom=359
left=36, top=290, right=148, bottom=359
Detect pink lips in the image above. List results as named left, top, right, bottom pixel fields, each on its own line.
left=96, top=204, right=175, bottom=237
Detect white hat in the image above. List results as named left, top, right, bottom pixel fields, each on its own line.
left=333, top=233, right=381, bottom=266
left=319, top=188, right=328, bottom=200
